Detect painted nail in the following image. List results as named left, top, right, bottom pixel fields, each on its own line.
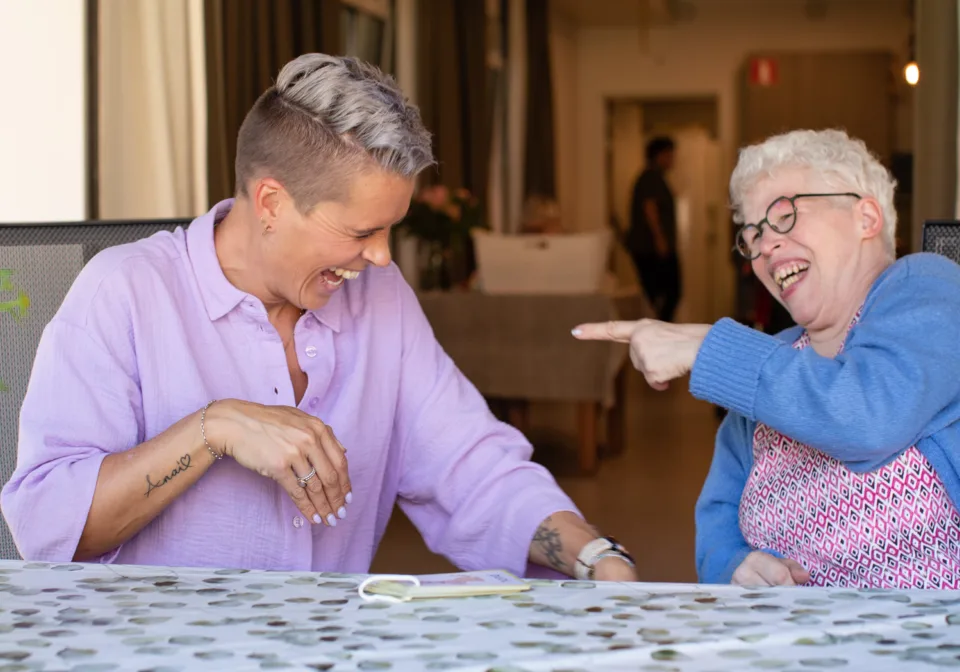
left=313, top=514, right=322, bottom=525
left=345, top=492, right=353, bottom=505
left=326, top=514, right=337, bottom=527
left=337, top=506, right=347, bottom=520
left=571, top=328, right=582, bottom=337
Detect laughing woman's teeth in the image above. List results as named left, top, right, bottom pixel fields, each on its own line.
left=773, top=262, right=810, bottom=290
left=331, top=267, right=360, bottom=280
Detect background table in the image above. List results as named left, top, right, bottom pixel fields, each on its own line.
left=3, top=560, right=960, bottom=671
left=417, top=292, right=648, bottom=473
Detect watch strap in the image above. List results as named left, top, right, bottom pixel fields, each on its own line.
left=574, top=536, right=635, bottom=580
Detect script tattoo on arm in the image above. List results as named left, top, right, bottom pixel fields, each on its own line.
left=532, top=515, right=566, bottom=572
left=144, top=454, right=193, bottom=497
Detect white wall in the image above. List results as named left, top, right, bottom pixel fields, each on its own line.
left=570, top=0, right=910, bottom=232
left=0, top=0, right=87, bottom=222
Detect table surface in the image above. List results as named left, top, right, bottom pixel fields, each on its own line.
left=2, top=561, right=960, bottom=671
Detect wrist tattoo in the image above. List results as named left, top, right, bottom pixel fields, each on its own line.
left=533, top=515, right=566, bottom=571
left=145, top=454, right=192, bottom=497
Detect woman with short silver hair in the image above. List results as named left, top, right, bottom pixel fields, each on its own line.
left=2, top=54, right=637, bottom=582
left=576, top=128, right=960, bottom=588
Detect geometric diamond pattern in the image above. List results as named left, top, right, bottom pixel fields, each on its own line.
left=739, top=318, right=960, bottom=589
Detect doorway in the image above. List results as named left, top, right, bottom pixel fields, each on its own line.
left=605, top=97, right=731, bottom=323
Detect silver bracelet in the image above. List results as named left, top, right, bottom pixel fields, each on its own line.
left=201, top=400, right=223, bottom=460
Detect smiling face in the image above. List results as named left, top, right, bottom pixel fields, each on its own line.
left=256, top=167, right=415, bottom=311
left=743, top=167, right=886, bottom=331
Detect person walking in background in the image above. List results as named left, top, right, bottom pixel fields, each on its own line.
left=628, top=136, right=681, bottom=321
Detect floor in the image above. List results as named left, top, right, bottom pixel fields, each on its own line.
left=370, top=369, right=721, bottom=583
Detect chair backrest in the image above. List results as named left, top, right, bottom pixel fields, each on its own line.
left=922, top=220, right=960, bottom=264
left=0, top=218, right=191, bottom=560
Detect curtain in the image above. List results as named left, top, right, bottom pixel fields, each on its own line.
left=505, top=0, right=527, bottom=232
left=204, top=0, right=342, bottom=205
left=416, top=0, right=490, bottom=200
left=523, top=0, right=556, bottom=199
left=98, top=0, right=208, bottom=219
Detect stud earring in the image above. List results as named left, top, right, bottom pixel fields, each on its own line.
left=261, top=217, right=270, bottom=236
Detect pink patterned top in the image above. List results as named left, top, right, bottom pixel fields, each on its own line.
left=739, top=316, right=960, bottom=589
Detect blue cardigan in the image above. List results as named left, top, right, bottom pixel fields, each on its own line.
left=692, top=253, right=960, bottom=584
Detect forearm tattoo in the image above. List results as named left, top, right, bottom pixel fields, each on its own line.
left=145, top=454, right=192, bottom=497
left=533, top=515, right=566, bottom=571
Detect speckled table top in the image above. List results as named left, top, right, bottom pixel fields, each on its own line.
left=2, top=560, right=960, bottom=671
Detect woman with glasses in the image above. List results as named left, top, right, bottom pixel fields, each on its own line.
left=574, top=128, right=960, bottom=588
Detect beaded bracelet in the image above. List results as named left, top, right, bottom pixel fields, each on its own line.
left=201, top=400, right=223, bottom=460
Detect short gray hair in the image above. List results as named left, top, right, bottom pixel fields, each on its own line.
left=729, top=129, right=897, bottom=258
left=235, top=53, right=435, bottom=211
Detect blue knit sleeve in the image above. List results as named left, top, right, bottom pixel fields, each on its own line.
left=689, top=254, right=960, bottom=471
left=695, top=412, right=756, bottom=583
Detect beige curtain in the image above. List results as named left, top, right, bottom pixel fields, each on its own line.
left=98, top=0, right=208, bottom=219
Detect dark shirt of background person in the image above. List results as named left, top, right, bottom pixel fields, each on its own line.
left=627, top=136, right=681, bottom=322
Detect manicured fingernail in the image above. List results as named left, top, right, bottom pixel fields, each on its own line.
left=326, top=514, right=337, bottom=527
left=313, top=514, right=322, bottom=525
left=345, top=492, right=353, bottom=504
left=571, top=328, right=582, bottom=336
left=337, top=506, right=347, bottom=520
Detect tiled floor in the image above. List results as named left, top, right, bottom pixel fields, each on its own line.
left=371, top=369, right=721, bottom=583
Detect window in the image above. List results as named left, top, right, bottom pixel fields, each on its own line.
left=340, top=0, right=393, bottom=73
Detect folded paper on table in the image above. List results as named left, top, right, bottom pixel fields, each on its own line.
left=358, top=570, right=531, bottom=602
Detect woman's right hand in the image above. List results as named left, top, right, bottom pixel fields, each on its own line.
left=205, top=400, right=351, bottom=526
left=732, top=551, right=810, bottom=587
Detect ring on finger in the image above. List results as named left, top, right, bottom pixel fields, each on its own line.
left=296, top=468, right=317, bottom=488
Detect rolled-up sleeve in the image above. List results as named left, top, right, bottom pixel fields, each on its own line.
left=1, top=317, right=142, bottom=562
left=391, top=281, right=580, bottom=575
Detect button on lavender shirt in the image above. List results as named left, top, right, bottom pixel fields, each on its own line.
left=1, top=200, right=579, bottom=574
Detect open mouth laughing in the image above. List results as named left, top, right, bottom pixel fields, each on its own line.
left=319, top=266, right=361, bottom=288
left=772, top=261, right=810, bottom=292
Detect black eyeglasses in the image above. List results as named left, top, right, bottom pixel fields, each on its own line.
left=734, top=192, right=861, bottom=260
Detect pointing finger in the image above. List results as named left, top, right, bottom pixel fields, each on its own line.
left=571, top=321, right=637, bottom=343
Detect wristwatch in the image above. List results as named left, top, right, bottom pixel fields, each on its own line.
left=574, top=536, right=635, bottom=580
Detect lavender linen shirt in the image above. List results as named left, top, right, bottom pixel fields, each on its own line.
left=1, top=199, right=579, bottom=573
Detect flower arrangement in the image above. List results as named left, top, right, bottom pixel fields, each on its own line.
left=398, top=185, right=484, bottom=245
left=396, top=185, right=486, bottom=290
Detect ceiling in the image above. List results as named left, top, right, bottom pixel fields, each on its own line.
left=551, top=0, right=907, bottom=27
left=551, top=0, right=675, bottom=26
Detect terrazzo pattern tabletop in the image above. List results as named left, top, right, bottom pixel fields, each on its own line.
left=3, top=561, right=960, bottom=671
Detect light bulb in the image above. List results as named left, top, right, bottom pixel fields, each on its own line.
left=905, top=61, right=919, bottom=86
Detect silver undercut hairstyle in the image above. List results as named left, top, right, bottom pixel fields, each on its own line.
left=235, top=53, right=435, bottom=211
left=729, top=129, right=897, bottom=258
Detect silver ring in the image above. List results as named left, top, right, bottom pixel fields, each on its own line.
left=297, top=468, right=317, bottom=488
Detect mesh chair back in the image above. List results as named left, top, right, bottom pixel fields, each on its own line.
left=0, top=219, right=190, bottom=559
left=922, top=220, right=960, bottom=264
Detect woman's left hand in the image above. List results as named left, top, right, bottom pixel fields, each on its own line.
left=572, top=319, right=712, bottom=390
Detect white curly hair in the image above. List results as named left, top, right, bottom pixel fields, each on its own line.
left=729, top=129, right=897, bottom=258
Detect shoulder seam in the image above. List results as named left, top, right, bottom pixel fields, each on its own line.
left=66, top=243, right=184, bottom=330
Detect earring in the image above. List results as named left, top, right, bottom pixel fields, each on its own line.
left=261, top=217, right=270, bottom=236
